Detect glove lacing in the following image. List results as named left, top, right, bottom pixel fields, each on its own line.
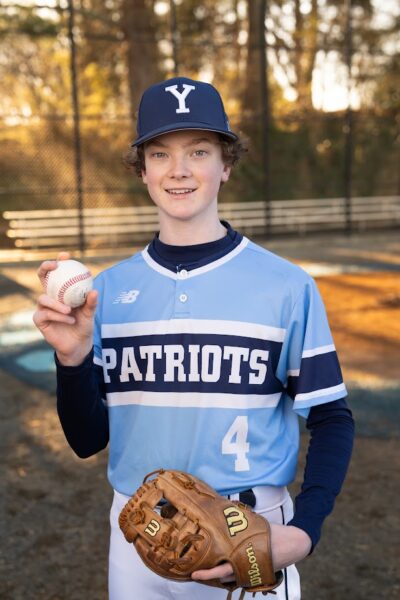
left=166, top=532, right=205, bottom=567
left=227, top=589, right=277, bottom=600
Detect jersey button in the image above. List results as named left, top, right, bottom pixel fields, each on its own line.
left=179, top=269, right=188, bottom=279
left=179, top=293, right=188, bottom=303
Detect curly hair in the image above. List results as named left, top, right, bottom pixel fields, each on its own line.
left=122, top=133, right=248, bottom=177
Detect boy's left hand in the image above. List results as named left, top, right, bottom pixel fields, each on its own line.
left=191, top=524, right=312, bottom=583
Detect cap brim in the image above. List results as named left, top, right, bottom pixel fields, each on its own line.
left=131, top=123, right=238, bottom=146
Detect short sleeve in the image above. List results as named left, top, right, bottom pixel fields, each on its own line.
left=276, top=276, right=347, bottom=418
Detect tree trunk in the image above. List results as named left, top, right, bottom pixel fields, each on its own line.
left=293, top=0, right=318, bottom=111
left=121, top=0, right=162, bottom=123
left=243, top=0, right=266, bottom=116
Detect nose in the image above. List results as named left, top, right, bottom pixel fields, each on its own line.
left=168, top=155, right=191, bottom=179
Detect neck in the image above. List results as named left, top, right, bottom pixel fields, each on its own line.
left=158, top=216, right=227, bottom=246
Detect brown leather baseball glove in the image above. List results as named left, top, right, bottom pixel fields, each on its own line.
left=119, top=469, right=283, bottom=599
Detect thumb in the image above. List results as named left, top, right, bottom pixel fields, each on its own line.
left=80, top=289, right=98, bottom=317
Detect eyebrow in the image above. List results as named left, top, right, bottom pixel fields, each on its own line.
left=146, top=136, right=215, bottom=149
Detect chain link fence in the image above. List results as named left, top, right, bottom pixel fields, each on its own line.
left=0, top=0, right=399, bottom=252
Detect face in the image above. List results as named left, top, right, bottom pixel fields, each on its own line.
left=141, top=130, right=231, bottom=230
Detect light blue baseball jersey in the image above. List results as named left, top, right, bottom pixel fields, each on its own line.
left=93, top=237, right=346, bottom=496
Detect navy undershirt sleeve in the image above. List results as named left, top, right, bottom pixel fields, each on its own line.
left=288, top=398, right=355, bottom=550
left=56, top=349, right=109, bottom=458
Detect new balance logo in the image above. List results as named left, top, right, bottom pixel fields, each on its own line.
left=113, top=290, right=140, bottom=304
left=165, top=83, right=196, bottom=113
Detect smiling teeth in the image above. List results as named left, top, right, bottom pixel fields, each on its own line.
left=168, top=189, right=194, bottom=194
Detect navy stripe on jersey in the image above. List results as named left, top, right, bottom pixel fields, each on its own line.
left=101, top=333, right=283, bottom=395
left=287, top=349, right=344, bottom=401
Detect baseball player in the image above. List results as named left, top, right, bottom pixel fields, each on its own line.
left=33, top=77, right=354, bottom=599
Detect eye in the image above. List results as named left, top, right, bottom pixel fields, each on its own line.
left=193, top=149, right=208, bottom=157
left=151, top=151, right=167, bottom=158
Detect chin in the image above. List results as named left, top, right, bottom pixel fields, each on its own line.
left=162, top=204, right=199, bottom=219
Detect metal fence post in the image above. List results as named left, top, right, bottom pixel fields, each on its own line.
left=170, top=0, right=179, bottom=76
left=344, top=0, right=354, bottom=233
left=259, top=0, right=271, bottom=236
left=67, top=0, right=85, bottom=255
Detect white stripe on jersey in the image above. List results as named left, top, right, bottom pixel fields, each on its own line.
left=302, top=344, right=336, bottom=358
left=287, top=369, right=300, bottom=377
left=295, top=382, right=346, bottom=403
left=101, top=319, right=286, bottom=342
left=141, top=237, right=249, bottom=279
left=106, top=390, right=282, bottom=409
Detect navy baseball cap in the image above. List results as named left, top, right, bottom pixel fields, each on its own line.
left=132, top=77, right=238, bottom=146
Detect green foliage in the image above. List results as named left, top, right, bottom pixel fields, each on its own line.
left=0, top=5, right=60, bottom=36
left=0, top=0, right=398, bottom=213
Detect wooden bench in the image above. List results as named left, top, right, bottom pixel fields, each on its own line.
left=3, top=196, right=400, bottom=251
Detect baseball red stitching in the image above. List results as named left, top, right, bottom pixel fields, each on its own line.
left=57, top=271, right=91, bottom=304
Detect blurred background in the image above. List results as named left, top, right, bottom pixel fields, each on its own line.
left=0, top=0, right=399, bottom=254
left=0, top=2, right=399, bottom=599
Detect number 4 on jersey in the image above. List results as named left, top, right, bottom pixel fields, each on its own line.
left=222, top=416, right=250, bottom=471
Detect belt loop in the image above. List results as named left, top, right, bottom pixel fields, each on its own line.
left=239, top=489, right=256, bottom=508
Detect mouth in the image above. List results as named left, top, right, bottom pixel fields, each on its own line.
left=165, top=188, right=196, bottom=196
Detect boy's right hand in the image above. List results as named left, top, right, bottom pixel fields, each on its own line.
left=33, top=252, right=98, bottom=366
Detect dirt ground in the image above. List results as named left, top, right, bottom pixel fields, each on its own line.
left=1, top=240, right=400, bottom=599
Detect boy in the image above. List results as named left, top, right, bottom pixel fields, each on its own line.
left=33, top=77, right=354, bottom=599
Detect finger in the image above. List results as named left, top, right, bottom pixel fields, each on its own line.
left=36, top=252, right=71, bottom=284
left=192, top=563, right=234, bottom=581
left=33, top=308, right=76, bottom=328
left=36, top=293, right=73, bottom=314
left=37, top=260, right=58, bottom=285
left=57, top=251, right=71, bottom=261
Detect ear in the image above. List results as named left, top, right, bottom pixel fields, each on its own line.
left=221, top=164, right=231, bottom=183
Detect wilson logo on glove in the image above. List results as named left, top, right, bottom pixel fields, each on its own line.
left=246, top=544, right=263, bottom=587
left=119, top=469, right=282, bottom=599
left=144, top=519, right=160, bottom=537
left=223, top=506, right=249, bottom=536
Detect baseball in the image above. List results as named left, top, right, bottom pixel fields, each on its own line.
left=45, top=259, right=93, bottom=308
